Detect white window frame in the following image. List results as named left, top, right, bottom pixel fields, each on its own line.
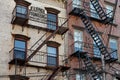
left=74, top=29, right=83, bottom=52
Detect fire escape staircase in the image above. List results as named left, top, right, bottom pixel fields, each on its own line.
left=47, top=66, right=62, bottom=80
left=81, top=52, right=101, bottom=80
left=90, top=0, right=113, bottom=23
left=74, top=8, right=115, bottom=61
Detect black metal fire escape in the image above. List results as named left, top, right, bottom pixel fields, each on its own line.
left=82, top=52, right=101, bottom=80
left=72, top=8, right=113, bottom=61
left=69, top=0, right=118, bottom=79
left=90, top=0, right=113, bottom=23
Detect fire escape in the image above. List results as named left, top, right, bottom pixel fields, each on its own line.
left=68, top=0, right=118, bottom=79
left=9, top=0, right=70, bottom=80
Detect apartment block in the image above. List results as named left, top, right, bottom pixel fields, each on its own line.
left=67, top=0, right=120, bottom=80
left=0, top=0, right=69, bottom=80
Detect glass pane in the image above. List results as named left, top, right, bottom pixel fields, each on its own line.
left=106, top=5, right=113, bottom=17
left=14, top=40, right=26, bottom=60
left=109, top=38, right=118, bottom=59
left=14, top=50, right=25, bottom=59
left=74, top=30, right=83, bottom=51
left=76, top=74, right=85, bottom=80
left=73, top=0, right=81, bottom=8
left=47, top=56, right=56, bottom=66
left=47, top=13, right=56, bottom=22
left=93, top=41, right=101, bottom=57
left=47, top=46, right=57, bottom=66
left=47, top=13, right=57, bottom=30
left=16, top=5, right=27, bottom=14
left=15, top=40, right=25, bottom=50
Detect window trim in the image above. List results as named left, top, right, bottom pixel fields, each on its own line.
left=47, top=12, right=58, bottom=30
left=45, top=7, right=60, bottom=30
left=12, top=34, right=30, bottom=60
left=46, top=41, right=60, bottom=66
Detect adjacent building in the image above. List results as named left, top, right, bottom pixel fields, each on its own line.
left=67, top=0, right=120, bottom=80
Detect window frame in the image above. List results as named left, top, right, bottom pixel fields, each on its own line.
left=74, top=29, right=83, bottom=52
left=47, top=46, right=58, bottom=66
left=14, top=39, right=27, bottom=60
left=109, top=37, right=118, bottom=59
left=46, top=41, right=60, bottom=66
left=47, top=12, right=58, bottom=30
left=12, top=34, right=30, bottom=60
left=14, top=0, right=31, bottom=19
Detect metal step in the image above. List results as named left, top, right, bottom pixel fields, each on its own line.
left=78, top=9, right=111, bottom=60
left=90, top=0, right=112, bottom=23
left=81, top=53, right=101, bottom=80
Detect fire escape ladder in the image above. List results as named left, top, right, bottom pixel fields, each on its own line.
left=26, top=18, right=69, bottom=63
left=90, top=0, right=113, bottom=23
left=78, top=9, right=111, bottom=60
left=81, top=52, right=101, bottom=80
left=47, top=67, right=62, bottom=80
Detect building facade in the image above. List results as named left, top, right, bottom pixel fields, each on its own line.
left=0, top=0, right=69, bottom=80
left=67, top=0, right=120, bottom=80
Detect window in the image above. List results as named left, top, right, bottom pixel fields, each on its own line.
left=47, top=46, right=57, bottom=66
left=74, top=29, right=83, bottom=52
left=73, top=0, right=81, bottom=8
left=93, top=41, right=101, bottom=58
left=47, top=13, right=57, bottom=30
left=109, top=38, right=118, bottom=59
left=90, top=2, right=99, bottom=19
left=76, top=74, right=85, bottom=80
left=14, top=39, right=26, bottom=60
left=106, top=4, right=114, bottom=18
left=16, top=5, right=27, bottom=18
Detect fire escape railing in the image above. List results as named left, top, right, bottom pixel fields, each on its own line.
left=9, top=48, right=67, bottom=66
left=67, top=0, right=113, bottom=21
left=69, top=41, right=118, bottom=59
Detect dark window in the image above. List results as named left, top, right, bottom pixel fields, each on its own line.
left=14, top=39, right=26, bottom=60
left=47, top=46, right=57, bottom=66
left=16, top=5, right=27, bottom=18
left=47, top=13, right=57, bottom=30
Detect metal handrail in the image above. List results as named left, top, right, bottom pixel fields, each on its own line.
left=9, top=47, right=67, bottom=66
left=67, top=0, right=113, bottom=19
left=69, top=41, right=118, bottom=58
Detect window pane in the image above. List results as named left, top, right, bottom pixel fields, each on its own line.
left=93, top=41, right=101, bottom=57
left=47, top=46, right=57, bottom=66
left=47, top=13, right=57, bottom=30
left=106, top=5, right=113, bottom=17
left=109, top=38, right=118, bottom=59
left=73, top=0, right=81, bottom=8
left=16, top=5, right=27, bottom=14
left=14, top=40, right=26, bottom=59
left=76, top=73, right=85, bottom=80
left=74, top=30, right=83, bottom=51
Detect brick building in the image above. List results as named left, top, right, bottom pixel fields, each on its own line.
left=67, top=0, right=120, bottom=80
left=0, top=0, right=69, bottom=80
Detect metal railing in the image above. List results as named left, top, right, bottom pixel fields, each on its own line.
left=69, top=41, right=118, bottom=59
left=9, top=48, right=67, bottom=66
left=67, top=0, right=113, bottom=19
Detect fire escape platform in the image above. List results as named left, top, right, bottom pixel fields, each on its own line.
left=9, top=75, right=29, bottom=80
left=70, top=50, right=88, bottom=59
left=8, top=59, right=25, bottom=66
